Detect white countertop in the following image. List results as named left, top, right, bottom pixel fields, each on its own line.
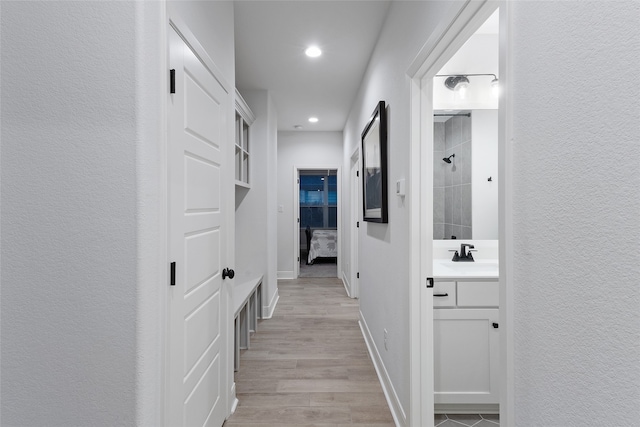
left=433, top=259, right=499, bottom=280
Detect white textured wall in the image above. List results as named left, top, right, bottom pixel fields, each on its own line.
left=510, top=2, right=640, bottom=425
left=277, top=132, right=343, bottom=277
left=342, top=0, right=455, bottom=416
left=1, top=2, right=139, bottom=424
left=235, top=90, right=278, bottom=310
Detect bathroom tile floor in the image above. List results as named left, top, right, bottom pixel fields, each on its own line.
left=435, top=413, right=499, bottom=426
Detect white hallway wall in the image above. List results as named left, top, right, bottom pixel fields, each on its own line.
left=235, top=90, right=279, bottom=315
left=1, top=3, right=140, bottom=424
left=342, top=1, right=454, bottom=417
left=277, top=131, right=343, bottom=278
left=1, top=1, right=236, bottom=425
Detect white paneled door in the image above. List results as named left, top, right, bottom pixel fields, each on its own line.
left=168, top=26, right=228, bottom=427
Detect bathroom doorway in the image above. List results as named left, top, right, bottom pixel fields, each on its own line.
left=407, top=2, right=511, bottom=426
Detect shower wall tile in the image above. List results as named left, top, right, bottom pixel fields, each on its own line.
left=445, top=118, right=454, bottom=150
left=434, top=122, right=445, bottom=151
left=452, top=155, right=461, bottom=186
left=451, top=225, right=462, bottom=240
left=452, top=185, right=461, bottom=225
left=444, top=150, right=454, bottom=187
left=460, top=141, right=472, bottom=185
left=461, top=226, right=472, bottom=240
left=444, top=187, right=453, bottom=225
left=434, top=114, right=473, bottom=240
left=434, top=151, right=445, bottom=187
left=461, top=113, right=471, bottom=143
left=444, top=223, right=453, bottom=240
left=461, top=184, right=472, bottom=227
left=434, top=187, right=445, bottom=223
left=434, top=223, right=444, bottom=240
left=453, top=116, right=463, bottom=146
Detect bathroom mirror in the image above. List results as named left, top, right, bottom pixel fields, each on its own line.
left=433, top=109, right=498, bottom=240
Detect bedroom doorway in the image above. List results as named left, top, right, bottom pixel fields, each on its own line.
left=298, top=169, right=338, bottom=278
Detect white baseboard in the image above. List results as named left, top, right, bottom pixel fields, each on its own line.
left=227, top=382, right=238, bottom=419
left=359, top=311, right=407, bottom=427
left=434, top=403, right=499, bottom=414
left=261, top=288, right=279, bottom=319
left=341, top=271, right=352, bottom=298
left=277, top=270, right=294, bottom=280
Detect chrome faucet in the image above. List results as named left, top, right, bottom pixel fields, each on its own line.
left=451, top=243, right=475, bottom=262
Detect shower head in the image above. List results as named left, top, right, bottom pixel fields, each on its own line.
left=443, top=154, right=455, bottom=164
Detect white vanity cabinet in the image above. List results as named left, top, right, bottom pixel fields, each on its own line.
left=434, top=280, right=500, bottom=406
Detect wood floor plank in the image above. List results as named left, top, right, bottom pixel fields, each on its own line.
left=277, top=379, right=383, bottom=393
left=227, top=406, right=351, bottom=424
left=309, top=392, right=389, bottom=407
left=350, top=406, right=395, bottom=423
left=236, top=393, right=311, bottom=407
left=224, top=278, right=394, bottom=426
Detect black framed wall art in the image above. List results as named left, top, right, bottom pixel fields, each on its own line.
left=361, top=100, right=388, bottom=223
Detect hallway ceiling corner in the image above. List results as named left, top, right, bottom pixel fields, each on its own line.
left=234, top=1, right=391, bottom=132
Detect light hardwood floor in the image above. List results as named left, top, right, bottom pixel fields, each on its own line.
left=224, top=278, right=395, bottom=426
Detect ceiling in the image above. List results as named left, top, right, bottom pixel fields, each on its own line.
left=234, top=1, right=391, bottom=132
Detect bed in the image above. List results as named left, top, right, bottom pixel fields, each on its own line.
left=307, top=229, right=338, bottom=264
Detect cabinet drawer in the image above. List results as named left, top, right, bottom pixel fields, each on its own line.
left=457, top=281, right=499, bottom=307
left=433, top=281, right=456, bottom=308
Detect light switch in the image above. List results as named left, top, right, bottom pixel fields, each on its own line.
left=396, top=179, right=406, bottom=196
left=278, top=205, right=284, bottom=213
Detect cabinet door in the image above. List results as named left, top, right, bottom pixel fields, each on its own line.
left=434, top=309, right=499, bottom=404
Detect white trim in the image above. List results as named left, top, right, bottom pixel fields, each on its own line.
left=359, top=312, right=407, bottom=427
left=261, top=288, right=280, bottom=319
left=408, top=75, right=434, bottom=426
left=234, top=89, right=256, bottom=126
left=228, top=383, right=239, bottom=417
left=349, top=146, right=360, bottom=299
left=435, top=404, right=499, bottom=415
left=498, top=2, right=515, bottom=425
left=168, top=15, right=230, bottom=95
left=341, top=271, right=352, bottom=298
left=406, top=2, right=502, bottom=426
left=408, top=1, right=496, bottom=79
left=136, top=2, right=166, bottom=425
left=277, top=271, right=295, bottom=280
left=293, top=167, right=300, bottom=278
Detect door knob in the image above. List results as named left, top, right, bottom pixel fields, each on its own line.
left=222, top=268, right=235, bottom=280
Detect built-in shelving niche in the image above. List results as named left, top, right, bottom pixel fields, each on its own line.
left=235, top=89, right=255, bottom=188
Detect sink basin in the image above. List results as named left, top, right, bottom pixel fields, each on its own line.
left=433, top=260, right=499, bottom=278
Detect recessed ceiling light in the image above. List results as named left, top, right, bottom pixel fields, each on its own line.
left=308, top=117, right=319, bottom=123
left=305, top=46, right=322, bottom=58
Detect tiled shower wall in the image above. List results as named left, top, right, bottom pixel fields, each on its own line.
left=434, top=114, right=472, bottom=240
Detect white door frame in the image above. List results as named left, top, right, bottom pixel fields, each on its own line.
left=293, top=165, right=342, bottom=279
left=349, top=147, right=360, bottom=299
left=407, top=1, right=512, bottom=425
